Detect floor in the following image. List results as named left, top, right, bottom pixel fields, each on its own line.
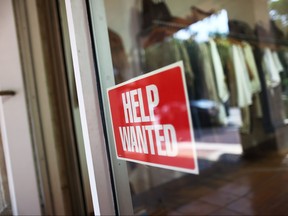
left=132, top=114, right=288, bottom=216
left=147, top=151, right=288, bottom=215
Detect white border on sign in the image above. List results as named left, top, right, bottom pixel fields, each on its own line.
left=107, top=61, right=199, bottom=174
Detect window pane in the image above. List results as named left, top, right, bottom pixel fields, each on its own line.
left=103, top=0, right=288, bottom=214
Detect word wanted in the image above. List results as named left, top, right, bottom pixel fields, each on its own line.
left=119, top=84, right=178, bottom=157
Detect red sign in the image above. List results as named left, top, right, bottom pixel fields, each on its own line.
left=107, top=62, right=198, bottom=174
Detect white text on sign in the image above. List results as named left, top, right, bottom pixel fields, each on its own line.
left=122, top=84, right=159, bottom=123
left=119, top=84, right=178, bottom=157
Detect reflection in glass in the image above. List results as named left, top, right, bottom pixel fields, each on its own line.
left=104, top=0, right=288, bottom=214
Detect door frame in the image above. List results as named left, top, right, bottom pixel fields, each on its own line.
left=64, top=0, right=125, bottom=214
left=86, top=0, right=134, bottom=214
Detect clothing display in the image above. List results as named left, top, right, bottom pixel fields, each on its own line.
left=197, top=42, right=219, bottom=101
left=185, top=40, right=208, bottom=100
left=102, top=0, right=288, bottom=213
left=242, top=42, right=261, bottom=94
left=262, top=48, right=282, bottom=88
left=141, top=14, right=288, bottom=138
left=209, top=39, right=230, bottom=103
left=278, top=49, right=288, bottom=95
left=272, top=51, right=284, bottom=73
left=231, top=44, right=253, bottom=108
left=144, top=38, right=194, bottom=96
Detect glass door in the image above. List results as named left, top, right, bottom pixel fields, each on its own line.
left=85, top=0, right=288, bottom=215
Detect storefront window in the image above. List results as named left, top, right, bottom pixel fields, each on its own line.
left=101, top=0, right=288, bottom=214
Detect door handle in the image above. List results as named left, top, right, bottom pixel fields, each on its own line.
left=0, top=90, right=16, bottom=96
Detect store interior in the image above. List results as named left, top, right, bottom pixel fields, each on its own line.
left=104, top=0, right=288, bottom=214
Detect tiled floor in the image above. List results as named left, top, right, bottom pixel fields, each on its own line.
left=167, top=153, right=288, bottom=215
left=135, top=151, right=288, bottom=215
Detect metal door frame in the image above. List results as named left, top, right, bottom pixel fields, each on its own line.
left=65, top=0, right=135, bottom=214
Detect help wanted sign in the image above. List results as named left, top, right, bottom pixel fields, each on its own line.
left=107, top=61, right=198, bottom=174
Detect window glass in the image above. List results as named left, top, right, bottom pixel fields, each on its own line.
left=103, top=0, right=288, bottom=214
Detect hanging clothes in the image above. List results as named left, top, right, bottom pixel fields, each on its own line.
left=198, top=41, right=228, bottom=126
left=272, top=51, right=284, bottom=74
left=230, top=44, right=253, bottom=108
left=229, top=44, right=253, bottom=133
left=262, top=48, right=281, bottom=88
left=278, top=48, right=288, bottom=95
left=242, top=42, right=261, bottom=94
left=197, top=42, right=219, bottom=102
left=144, top=38, right=194, bottom=97
left=185, top=39, right=208, bottom=100
left=215, top=38, right=238, bottom=107
left=209, top=39, right=230, bottom=103
left=242, top=42, right=263, bottom=119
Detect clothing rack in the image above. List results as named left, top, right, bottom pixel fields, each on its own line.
left=152, top=20, right=190, bottom=29
left=137, top=7, right=224, bottom=71
left=214, top=32, right=288, bottom=129
left=136, top=2, right=288, bottom=152
left=227, top=32, right=288, bottom=47
left=138, top=19, right=190, bottom=37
